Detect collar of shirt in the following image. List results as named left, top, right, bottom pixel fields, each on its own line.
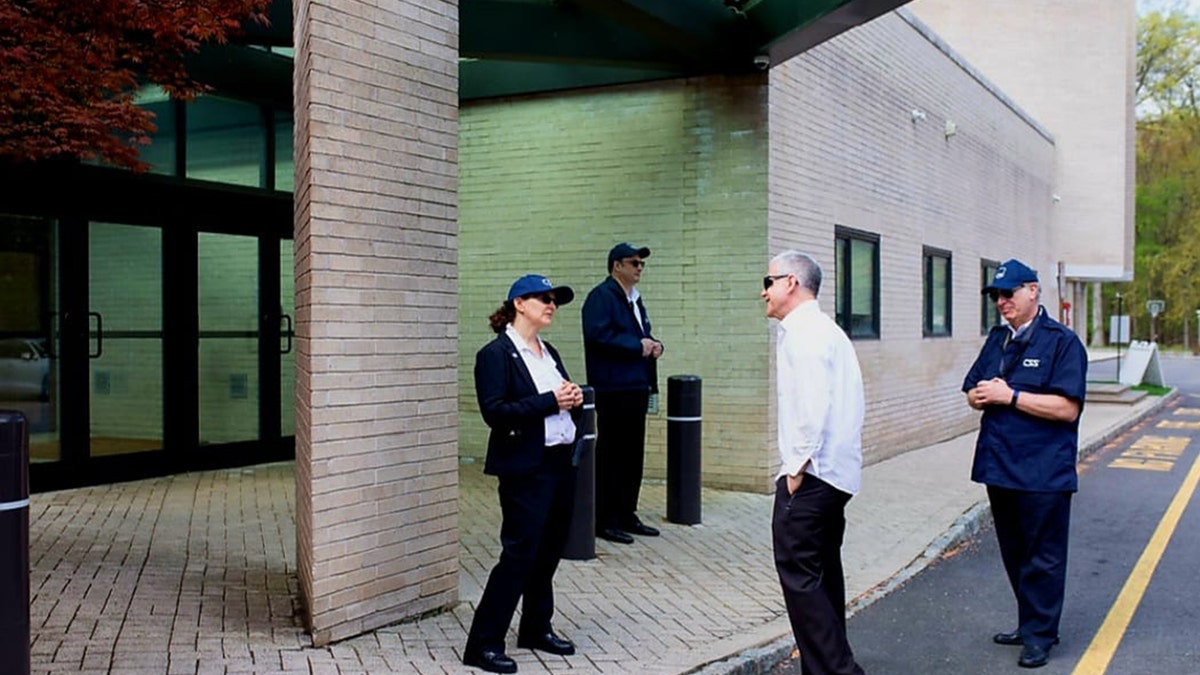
left=505, top=323, right=545, bottom=357
left=1006, top=306, right=1042, bottom=340
left=778, top=298, right=820, bottom=333
left=626, top=285, right=641, bottom=304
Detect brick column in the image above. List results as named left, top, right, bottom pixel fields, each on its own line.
left=293, top=0, right=459, bottom=645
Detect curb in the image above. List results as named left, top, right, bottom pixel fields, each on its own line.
left=691, top=390, right=1178, bottom=675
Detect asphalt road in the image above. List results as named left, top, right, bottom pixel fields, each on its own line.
left=773, top=354, right=1200, bottom=675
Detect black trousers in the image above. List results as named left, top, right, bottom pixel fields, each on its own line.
left=987, top=485, right=1072, bottom=649
left=594, top=389, right=650, bottom=530
left=466, top=446, right=577, bottom=653
left=772, top=475, right=865, bottom=675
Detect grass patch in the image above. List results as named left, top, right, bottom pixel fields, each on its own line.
left=1132, top=383, right=1172, bottom=396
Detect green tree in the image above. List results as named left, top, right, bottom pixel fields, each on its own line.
left=1137, top=9, right=1200, bottom=115
left=1119, top=9, right=1200, bottom=345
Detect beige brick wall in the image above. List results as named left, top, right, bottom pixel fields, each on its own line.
left=458, top=76, right=771, bottom=492
left=294, top=0, right=459, bottom=646
left=768, top=11, right=1057, bottom=472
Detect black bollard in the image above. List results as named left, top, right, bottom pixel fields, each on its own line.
left=562, top=386, right=596, bottom=560
left=0, top=410, right=31, bottom=675
left=667, top=376, right=702, bottom=525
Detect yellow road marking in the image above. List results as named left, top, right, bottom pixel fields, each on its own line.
left=1107, top=458, right=1174, bottom=471
left=1108, top=436, right=1188, bottom=471
left=1156, top=420, right=1200, bottom=430
left=1073, top=443, right=1200, bottom=675
left=1174, top=407, right=1200, bottom=416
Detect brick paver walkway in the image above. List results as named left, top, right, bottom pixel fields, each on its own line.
left=30, top=462, right=782, bottom=674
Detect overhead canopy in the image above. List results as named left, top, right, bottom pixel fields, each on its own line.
left=225, top=0, right=910, bottom=103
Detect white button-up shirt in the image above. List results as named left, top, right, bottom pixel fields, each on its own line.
left=774, top=300, right=864, bottom=495
left=506, top=325, right=577, bottom=446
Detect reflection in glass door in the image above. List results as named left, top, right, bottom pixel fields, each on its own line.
left=0, top=215, right=58, bottom=462
left=89, top=222, right=163, bottom=457
left=199, top=233, right=259, bottom=444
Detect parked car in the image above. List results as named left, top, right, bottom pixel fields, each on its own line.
left=0, top=338, right=51, bottom=401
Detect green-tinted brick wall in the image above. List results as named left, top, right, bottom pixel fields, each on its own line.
left=459, top=75, right=775, bottom=492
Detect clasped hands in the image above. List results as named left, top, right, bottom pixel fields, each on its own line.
left=640, top=338, right=664, bottom=359
left=554, top=381, right=585, bottom=411
left=967, top=377, right=1014, bottom=410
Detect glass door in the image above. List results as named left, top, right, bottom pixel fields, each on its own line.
left=0, top=215, right=58, bottom=462
left=198, top=232, right=260, bottom=445
left=88, top=222, right=164, bottom=457
left=6, top=162, right=293, bottom=492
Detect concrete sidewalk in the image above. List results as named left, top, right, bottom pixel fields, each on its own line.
left=27, top=395, right=1169, bottom=675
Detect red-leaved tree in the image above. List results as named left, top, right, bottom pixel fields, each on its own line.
left=0, top=0, right=270, bottom=171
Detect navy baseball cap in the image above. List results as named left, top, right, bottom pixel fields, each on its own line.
left=607, top=242, right=651, bottom=267
left=507, top=274, right=575, bottom=305
left=982, top=259, right=1038, bottom=294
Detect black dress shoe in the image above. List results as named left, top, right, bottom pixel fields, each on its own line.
left=993, top=631, right=1022, bottom=645
left=598, top=527, right=634, bottom=544
left=518, top=630, right=576, bottom=656
left=1018, top=643, right=1050, bottom=668
left=994, top=631, right=1061, bottom=646
left=620, top=518, right=660, bottom=537
left=463, top=648, right=517, bottom=673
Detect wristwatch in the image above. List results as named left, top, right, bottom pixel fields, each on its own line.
left=1010, top=390, right=1020, bottom=408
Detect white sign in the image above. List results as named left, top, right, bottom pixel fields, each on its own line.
left=1109, top=316, right=1130, bottom=345
left=1147, top=300, right=1165, bottom=317
left=1119, top=340, right=1165, bottom=387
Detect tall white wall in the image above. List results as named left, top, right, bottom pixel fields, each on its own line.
left=907, top=0, right=1137, bottom=282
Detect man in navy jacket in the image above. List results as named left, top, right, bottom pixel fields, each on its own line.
left=963, top=259, right=1087, bottom=670
left=582, top=243, right=665, bottom=544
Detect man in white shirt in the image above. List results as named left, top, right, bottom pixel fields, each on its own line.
left=761, top=250, right=866, bottom=675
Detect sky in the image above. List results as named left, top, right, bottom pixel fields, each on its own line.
left=1139, top=0, right=1200, bottom=16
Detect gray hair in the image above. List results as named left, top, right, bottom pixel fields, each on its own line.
left=771, top=250, right=822, bottom=297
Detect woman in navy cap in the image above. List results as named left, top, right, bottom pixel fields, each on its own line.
left=463, top=274, right=584, bottom=674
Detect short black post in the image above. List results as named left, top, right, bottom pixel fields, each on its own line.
left=0, top=410, right=31, bottom=675
left=563, top=386, right=596, bottom=560
left=667, top=376, right=702, bottom=525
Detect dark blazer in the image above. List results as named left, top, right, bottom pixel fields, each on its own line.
left=475, top=333, right=582, bottom=476
left=581, top=276, right=660, bottom=393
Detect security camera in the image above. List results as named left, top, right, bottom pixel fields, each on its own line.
left=752, top=54, right=771, bottom=70
left=1052, top=194, right=1062, bottom=203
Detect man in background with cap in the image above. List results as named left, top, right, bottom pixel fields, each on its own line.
left=582, top=242, right=665, bottom=545
left=963, top=258, right=1087, bottom=669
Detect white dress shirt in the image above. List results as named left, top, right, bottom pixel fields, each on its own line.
left=627, top=286, right=645, bottom=333
left=774, top=300, right=865, bottom=495
left=505, top=325, right=577, bottom=446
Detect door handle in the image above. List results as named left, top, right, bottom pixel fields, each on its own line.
left=280, top=313, right=293, bottom=355
left=89, top=311, right=103, bottom=359
left=47, top=311, right=59, bottom=358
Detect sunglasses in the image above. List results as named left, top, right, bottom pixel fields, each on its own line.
left=986, top=286, right=1023, bottom=302
left=763, top=274, right=790, bottom=290
left=523, top=293, right=557, bottom=305
left=622, top=259, right=646, bottom=269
